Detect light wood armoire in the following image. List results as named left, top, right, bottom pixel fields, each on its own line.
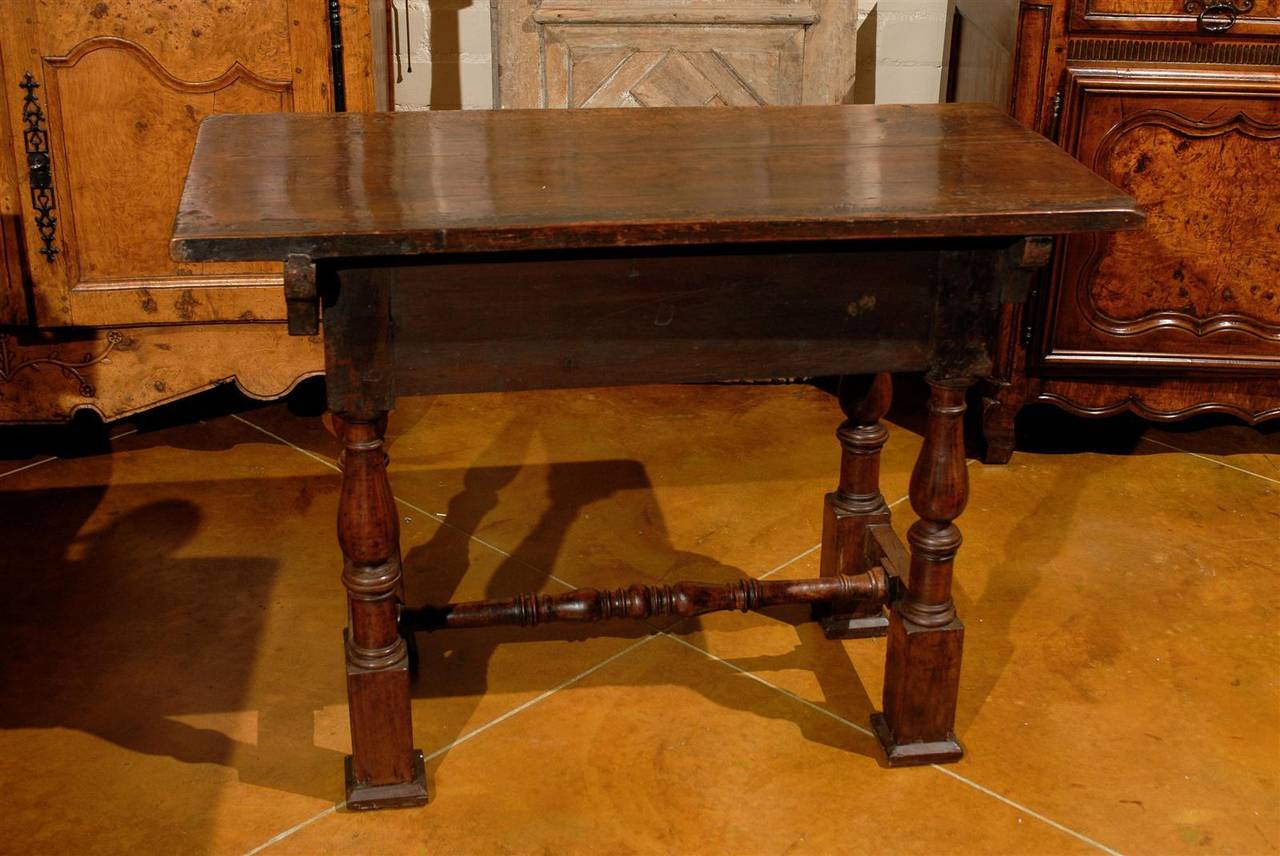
left=492, top=0, right=859, bottom=108
left=0, top=1, right=390, bottom=423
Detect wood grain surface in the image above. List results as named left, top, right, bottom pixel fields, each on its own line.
left=172, top=103, right=1143, bottom=262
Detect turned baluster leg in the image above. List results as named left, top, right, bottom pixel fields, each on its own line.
left=871, top=377, right=971, bottom=765
left=816, top=372, right=892, bottom=639
left=336, top=412, right=429, bottom=809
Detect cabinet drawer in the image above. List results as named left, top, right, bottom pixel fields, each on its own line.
left=1039, top=69, right=1280, bottom=373
left=1071, top=0, right=1280, bottom=35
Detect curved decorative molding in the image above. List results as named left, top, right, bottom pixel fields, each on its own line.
left=1075, top=108, right=1280, bottom=341
left=42, top=35, right=293, bottom=96
left=1035, top=390, right=1280, bottom=424
left=0, top=330, right=123, bottom=398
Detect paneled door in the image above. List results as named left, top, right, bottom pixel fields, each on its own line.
left=493, top=0, right=859, bottom=108
left=0, top=1, right=381, bottom=328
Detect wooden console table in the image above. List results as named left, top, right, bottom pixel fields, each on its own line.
left=171, top=104, right=1142, bottom=809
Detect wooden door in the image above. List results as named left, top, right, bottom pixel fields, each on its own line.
left=493, top=0, right=859, bottom=109
left=0, top=1, right=382, bottom=329
left=1039, top=69, right=1280, bottom=374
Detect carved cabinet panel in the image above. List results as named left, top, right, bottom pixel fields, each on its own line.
left=0, top=1, right=389, bottom=422
left=494, top=0, right=858, bottom=109
left=0, top=1, right=338, bottom=327
left=955, top=0, right=1280, bottom=461
left=1044, top=71, right=1280, bottom=371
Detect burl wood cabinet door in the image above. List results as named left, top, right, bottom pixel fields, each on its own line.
left=494, top=0, right=858, bottom=109
left=1040, top=69, right=1280, bottom=373
left=0, top=1, right=367, bottom=328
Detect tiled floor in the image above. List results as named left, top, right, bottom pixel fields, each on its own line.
left=0, top=379, right=1276, bottom=855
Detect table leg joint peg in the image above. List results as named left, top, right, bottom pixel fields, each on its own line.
left=345, top=750, right=429, bottom=810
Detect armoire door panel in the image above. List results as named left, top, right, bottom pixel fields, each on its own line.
left=43, top=37, right=291, bottom=284
left=1042, top=70, right=1280, bottom=372
left=1, top=0, right=338, bottom=327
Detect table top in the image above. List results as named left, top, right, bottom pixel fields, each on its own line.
left=171, top=103, right=1143, bottom=261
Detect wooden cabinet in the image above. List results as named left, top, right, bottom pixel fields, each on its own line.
left=0, top=1, right=389, bottom=422
left=960, top=0, right=1280, bottom=461
left=493, top=0, right=858, bottom=108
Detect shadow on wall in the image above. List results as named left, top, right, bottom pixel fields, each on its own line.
left=853, top=5, right=878, bottom=104
left=392, top=0, right=475, bottom=110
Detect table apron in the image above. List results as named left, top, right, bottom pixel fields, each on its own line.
left=322, top=245, right=954, bottom=406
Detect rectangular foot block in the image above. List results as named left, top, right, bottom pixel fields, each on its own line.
left=821, top=610, right=889, bottom=639
left=345, top=750, right=429, bottom=810
left=870, top=713, right=963, bottom=766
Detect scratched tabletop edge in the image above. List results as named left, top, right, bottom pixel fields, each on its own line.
left=171, top=103, right=1145, bottom=262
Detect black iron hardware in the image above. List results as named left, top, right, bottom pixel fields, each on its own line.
left=1046, top=89, right=1065, bottom=143
left=327, top=0, right=347, bottom=111
left=1184, top=0, right=1254, bottom=32
left=19, top=72, right=59, bottom=262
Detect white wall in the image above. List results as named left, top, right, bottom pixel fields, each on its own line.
left=391, top=0, right=950, bottom=111
left=872, top=0, right=950, bottom=105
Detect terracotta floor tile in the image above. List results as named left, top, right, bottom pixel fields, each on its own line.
left=241, top=384, right=924, bottom=590
left=8, top=381, right=1273, bottom=855
left=270, top=634, right=1097, bottom=856
left=0, top=415, right=639, bottom=854
left=677, top=446, right=1280, bottom=855
left=1143, top=418, right=1279, bottom=484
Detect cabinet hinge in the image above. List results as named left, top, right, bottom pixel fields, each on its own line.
left=1046, top=89, right=1064, bottom=143
left=1022, top=286, right=1039, bottom=347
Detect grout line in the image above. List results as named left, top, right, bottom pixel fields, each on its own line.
left=664, top=632, right=875, bottom=737
left=230, top=413, right=578, bottom=591
left=422, top=633, right=657, bottom=762
left=230, top=414, right=340, bottom=472
left=1139, top=435, right=1279, bottom=486
left=245, top=634, right=658, bottom=856
left=930, top=765, right=1124, bottom=856
left=757, top=542, right=821, bottom=580
left=242, top=804, right=340, bottom=856
left=664, top=631, right=1124, bottom=856
left=0, top=427, right=137, bottom=481
left=0, top=456, right=56, bottom=481
left=241, top=803, right=343, bottom=854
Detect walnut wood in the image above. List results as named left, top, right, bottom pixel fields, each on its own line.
left=815, top=373, right=894, bottom=639
left=874, top=378, right=974, bottom=765
left=335, top=412, right=427, bottom=806
left=400, top=569, right=890, bottom=633
left=171, top=104, right=1142, bottom=262
left=336, top=246, right=939, bottom=398
left=173, top=101, right=1142, bottom=807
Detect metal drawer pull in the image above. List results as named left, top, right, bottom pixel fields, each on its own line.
left=1184, top=0, right=1254, bottom=32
